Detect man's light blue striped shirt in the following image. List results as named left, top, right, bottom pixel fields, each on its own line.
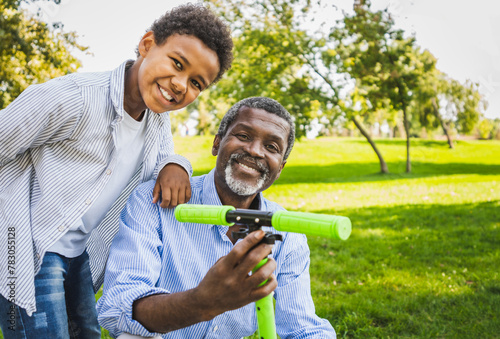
left=97, top=169, right=336, bottom=338
left=0, top=61, right=191, bottom=315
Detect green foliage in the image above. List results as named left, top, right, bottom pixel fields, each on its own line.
left=201, top=0, right=487, bottom=172
left=198, top=0, right=332, bottom=138
left=477, top=118, right=494, bottom=139
left=0, top=0, right=86, bottom=109
left=446, top=79, right=485, bottom=134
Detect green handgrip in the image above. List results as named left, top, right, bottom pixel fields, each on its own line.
left=272, top=210, right=351, bottom=240
left=174, top=204, right=235, bottom=226
left=253, top=258, right=277, bottom=339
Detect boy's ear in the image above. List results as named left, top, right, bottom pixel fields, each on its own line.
left=212, top=135, right=221, bottom=156
left=138, top=31, right=155, bottom=58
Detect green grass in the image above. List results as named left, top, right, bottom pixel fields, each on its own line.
left=4, top=137, right=499, bottom=338
left=176, top=137, right=500, bottom=338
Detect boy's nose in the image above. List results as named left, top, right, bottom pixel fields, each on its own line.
left=171, top=76, right=187, bottom=95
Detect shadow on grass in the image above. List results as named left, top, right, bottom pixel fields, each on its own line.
left=273, top=161, right=500, bottom=185
left=345, top=138, right=473, bottom=148
left=307, top=200, right=500, bottom=338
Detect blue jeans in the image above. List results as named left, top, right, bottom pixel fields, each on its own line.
left=0, top=251, right=100, bottom=339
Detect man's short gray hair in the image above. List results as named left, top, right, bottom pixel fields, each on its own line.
left=217, top=97, right=295, bottom=160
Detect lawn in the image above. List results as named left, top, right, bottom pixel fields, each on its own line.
left=4, top=137, right=498, bottom=338
left=173, top=136, right=500, bottom=338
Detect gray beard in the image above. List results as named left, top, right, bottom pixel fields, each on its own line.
left=224, top=154, right=269, bottom=196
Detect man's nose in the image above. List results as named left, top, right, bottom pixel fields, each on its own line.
left=244, top=140, right=265, bottom=158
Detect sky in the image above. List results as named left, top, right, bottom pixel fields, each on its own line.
left=28, top=0, right=500, bottom=119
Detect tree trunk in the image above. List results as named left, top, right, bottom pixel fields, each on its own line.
left=431, top=97, right=454, bottom=149
left=351, top=115, right=389, bottom=173
left=402, top=106, right=411, bottom=173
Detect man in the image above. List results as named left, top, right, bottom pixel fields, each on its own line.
left=97, top=97, right=336, bottom=338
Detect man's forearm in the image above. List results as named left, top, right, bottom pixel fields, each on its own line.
left=132, top=288, right=218, bottom=333
left=131, top=231, right=277, bottom=334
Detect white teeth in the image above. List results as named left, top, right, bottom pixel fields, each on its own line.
left=159, top=87, right=174, bottom=102
left=238, top=162, right=258, bottom=172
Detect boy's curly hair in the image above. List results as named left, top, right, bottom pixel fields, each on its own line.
left=142, top=3, right=233, bottom=84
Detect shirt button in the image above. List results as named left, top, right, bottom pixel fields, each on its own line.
left=36, top=253, right=41, bottom=260
left=85, top=199, right=92, bottom=205
left=58, top=225, right=65, bottom=232
left=106, top=169, right=112, bottom=175
left=213, top=325, right=218, bottom=332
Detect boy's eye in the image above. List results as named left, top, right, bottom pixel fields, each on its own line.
left=191, top=79, right=201, bottom=90
left=172, top=58, right=182, bottom=70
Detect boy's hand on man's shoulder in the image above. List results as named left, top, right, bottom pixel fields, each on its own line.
left=153, top=163, right=192, bottom=208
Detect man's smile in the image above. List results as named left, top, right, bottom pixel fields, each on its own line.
left=230, top=154, right=268, bottom=177
left=235, top=160, right=260, bottom=174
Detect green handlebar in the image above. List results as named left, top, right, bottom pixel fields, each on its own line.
left=272, top=210, right=351, bottom=240
left=174, top=204, right=235, bottom=226
left=174, top=204, right=351, bottom=339
left=174, top=204, right=351, bottom=240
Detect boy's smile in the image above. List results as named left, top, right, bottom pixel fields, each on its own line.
left=125, top=33, right=220, bottom=119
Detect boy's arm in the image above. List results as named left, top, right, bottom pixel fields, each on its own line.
left=274, top=234, right=336, bottom=338
left=0, top=79, right=83, bottom=166
left=97, top=182, right=276, bottom=337
left=153, top=163, right=191, bottom=208
left=152, top=113, right=193, bottom=207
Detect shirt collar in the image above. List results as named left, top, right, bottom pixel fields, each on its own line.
left=109, top=60, right=133, bottom=120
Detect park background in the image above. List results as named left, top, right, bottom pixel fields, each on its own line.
left=1, top=0, right=499, bottom=337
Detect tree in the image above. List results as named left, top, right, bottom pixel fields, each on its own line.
left=443, top=79, right=485, bottom=136
left=328, top=0, right=445, bottom=173
left=199, top=0, right=332, bottom=138
left=413, top=70, right=486, bottom=148
left=205, top=0, right=481, bottom=174
left=477, top=118, right=494, bottom=139
left=0, top=0, right=86, bottom=109
left=205, top=0, right=419, bottom=173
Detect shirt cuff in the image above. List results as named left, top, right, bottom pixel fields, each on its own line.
left=154, top=154, right=193, bottom=179
left=112, top=287, right=170, bottom=338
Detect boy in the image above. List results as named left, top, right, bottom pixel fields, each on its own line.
left=0, top=4, right=233, bottom=338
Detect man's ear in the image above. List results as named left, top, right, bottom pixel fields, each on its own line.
left=138, top=31, right=155, bottom=58
left=212, top=135, right=221, bottom=156
left=274, top=160, right=287, bottom=181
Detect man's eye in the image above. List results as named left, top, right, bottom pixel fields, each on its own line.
left=236, top=134, right=249, bottom=140
left=266, top=144, right=279, bottom=153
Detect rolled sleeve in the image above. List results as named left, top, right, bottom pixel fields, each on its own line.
left=97, top=181, right=169, bottom=338
left=154, top=154, right=193, bottom=179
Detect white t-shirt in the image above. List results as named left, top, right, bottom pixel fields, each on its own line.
left=49, top=110, right=148, bottom=257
